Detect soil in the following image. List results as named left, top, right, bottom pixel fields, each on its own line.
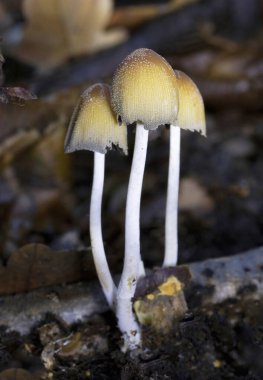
left=0, top=285, right=262, bottom=380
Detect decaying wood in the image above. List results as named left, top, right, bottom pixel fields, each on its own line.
left=33, top=0, right=261, bottom=96
left=0, top=247, right=262, bottom=335
left=0, top=281, right=108, bottom=335
left=188, top=246, right=263, bottom=305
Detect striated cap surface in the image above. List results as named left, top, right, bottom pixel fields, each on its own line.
left=175, top=70, right=206, bottom=136
left=111, top=48, right=178, bottom=130
left=64, top=83, right=128, bottom=154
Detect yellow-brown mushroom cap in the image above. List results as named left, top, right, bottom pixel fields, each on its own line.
left=111, top=48, right=179, bottom=130
left=64, top=83, right=128, bottom=154
left=175, top=70, right=206, bottom=136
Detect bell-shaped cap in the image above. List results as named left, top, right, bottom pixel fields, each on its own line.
left=111, top=48, right=178, bottom=130
left=64, top=83, right=128, bottom=154
left=175, top=70, right=206, bottom=136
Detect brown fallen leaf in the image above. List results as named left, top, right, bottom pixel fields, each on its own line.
left=179, top=177, right=214, bottom=212
left=40, top=323, right=108, bottom=370
left=16, top=0, right=127, bottom=70
left=0, top=86, right=36, bottom=104
left=0, top=128, right=40, bottom=168
left=0, top=52, right=36, bottom=104
left=15, top=117, right=71, bottom=185
left=0, top=87, right=79, bottom=169
left=0, top=243, right=90, bottom=295
left=0, top=242, right=120, bottom=295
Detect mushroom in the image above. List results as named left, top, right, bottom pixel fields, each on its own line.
left=16, top=0, right=127, bottom=70
left=64, top=83, right=128, bottom=309
left=163, top=70, right=206, bottom=267
left=111, top=48, right=179, bottom=350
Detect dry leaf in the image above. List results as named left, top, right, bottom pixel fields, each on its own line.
left=16, top=0, right=127, bottom=69
left=0, top=87, right=79, bottom=169
left=0, top=52, right=36, bottom=104
left=0, top=243, right=90, bottom=295
left=179, top=177, right=214, bottom=212
left=0, top=242, right=120, bottom=295
left=0, top=86, right=36, bottom=104
left=41, top=327, right=108, bottom=370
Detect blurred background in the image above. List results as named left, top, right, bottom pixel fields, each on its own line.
left=0, top=0, right=262, bottom=294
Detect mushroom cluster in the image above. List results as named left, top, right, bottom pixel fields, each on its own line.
left=65, top=48, right=206, bottom=352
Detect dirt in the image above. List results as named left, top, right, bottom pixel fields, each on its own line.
left=0, top=286, right=262, bottom=380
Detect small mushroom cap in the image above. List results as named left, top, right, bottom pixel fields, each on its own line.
left=64, top=83, right=128, bottom=154
left=175, top=70, right=206, bottom=136
left=111, top=48, right=178, bottom=130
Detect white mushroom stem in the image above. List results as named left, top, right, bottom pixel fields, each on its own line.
left=90, top=152, right=117, bottom=309
left=117, top=123, right=148, bottom=351
left=163, top=125, right=181, bottom=267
